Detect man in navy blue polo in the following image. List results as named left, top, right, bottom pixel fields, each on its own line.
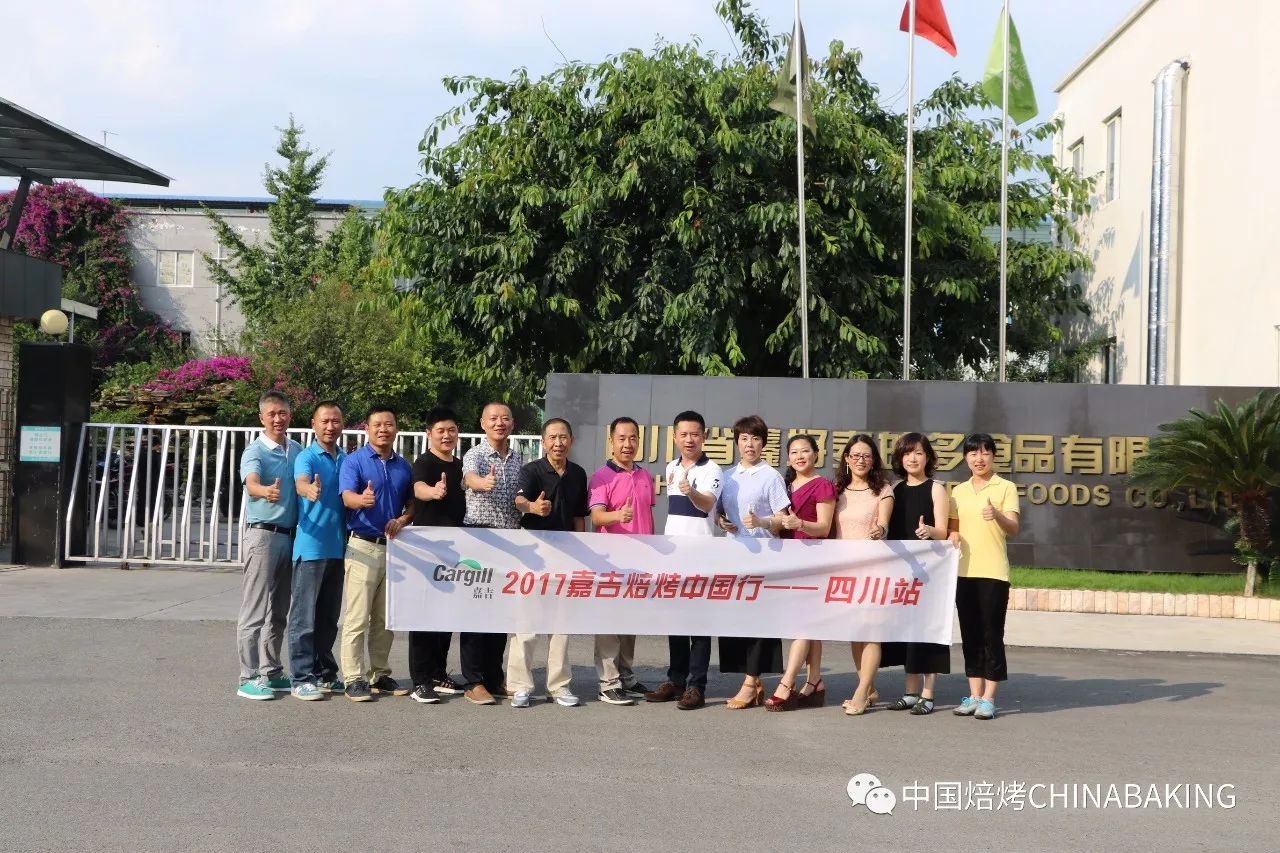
left=236, top=391, right=303, bottom=700
left=338, top=404, right=414, bottom=702
left=285, top=400, right=347, bottom=701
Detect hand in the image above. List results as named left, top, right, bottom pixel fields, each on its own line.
left=781, top=507, right=803, bottom=531
left=947, top=531, right=962, bottom=550
left=265, top=478, right=281, bottom=503
left=477, top=468, right=498, bottom=492
left=867, top=518, right=885, bottom=540
left=385, top=516, right=406, bottom=539
left=915, top=514, right=930, bottom=540
left=359, top=479, right=376, bottom=509
left=300, top=473, right=321, bottom=502
left=531, top=490, right=552, bottom=517
left=718, top=515, right=739, bottom=535
left=743, top=509, right=760, bottom=530
left=678, top=469, right=693, bottom=496
left=424, top=473, right=447, bottom=501
left=619, top=497, right=634, bottom=525
left=982, top=497, right=997, bottom=522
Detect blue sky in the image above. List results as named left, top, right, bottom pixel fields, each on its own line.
left=4, top=0, right=1134, bottom=200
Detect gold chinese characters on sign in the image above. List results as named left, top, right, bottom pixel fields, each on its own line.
left=603, top=426, right=1153, bottom=509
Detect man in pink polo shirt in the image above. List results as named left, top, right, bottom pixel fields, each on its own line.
left=588, top=416, right=656, bottom=705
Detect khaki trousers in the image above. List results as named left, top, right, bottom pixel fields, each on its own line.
left=593, top=634, right=636, bottom=691
left=340, top=537, right=394, bottom=684
left=506, top=633, right=572, bottom=695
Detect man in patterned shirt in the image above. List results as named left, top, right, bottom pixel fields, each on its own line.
left=459, top=401, right=524, bottom=704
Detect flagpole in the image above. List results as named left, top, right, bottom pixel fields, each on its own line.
left=902, top=0, right=916, bottom=381
left=795, top=0, right=810, bottom=379
left=998, top=0, right=1010, bottom=382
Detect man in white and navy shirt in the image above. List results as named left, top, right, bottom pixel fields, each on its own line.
left=643, top=410, right=723, bottom=710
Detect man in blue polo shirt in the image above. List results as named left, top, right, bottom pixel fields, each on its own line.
left=285, top=400, right=347, bottom=701
left=338, top=404, right=414, bottom=702
left=236, top=390, right=303, bottom=700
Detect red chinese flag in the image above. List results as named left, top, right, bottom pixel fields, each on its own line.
left=899, top=0, right=958, bottom=57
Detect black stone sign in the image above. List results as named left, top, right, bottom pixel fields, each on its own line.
left=545, top=374, right=1267, bottom=573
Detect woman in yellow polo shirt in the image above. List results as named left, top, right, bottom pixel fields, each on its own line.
left=947, top=433, right=1020, bottom=721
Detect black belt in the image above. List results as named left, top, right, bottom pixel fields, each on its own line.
left=351, top=532, right=388, bottom=546
left=248, top=522, right=293, bottom=535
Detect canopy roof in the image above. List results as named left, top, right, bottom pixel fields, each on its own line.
left=0, top=96, right=169, bottom=185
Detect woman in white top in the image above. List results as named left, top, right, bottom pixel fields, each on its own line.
left=715, top=415, right=791, bottom=710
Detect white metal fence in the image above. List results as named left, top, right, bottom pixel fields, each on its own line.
left=64, top=424, right=543, bottom=568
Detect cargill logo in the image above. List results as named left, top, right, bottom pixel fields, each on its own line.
left=433, top=558, right=494, bottom=587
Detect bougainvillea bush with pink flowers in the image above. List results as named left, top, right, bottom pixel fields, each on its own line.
left=0, top=182, right=181, bottom=367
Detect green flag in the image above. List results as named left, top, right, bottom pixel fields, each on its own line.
left=769, top=21, right=817, bottom=136
left=982, top=9, right=1037, bottom=125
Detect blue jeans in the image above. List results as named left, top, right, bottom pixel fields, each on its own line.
left=287, top=558, right=344, bottom=686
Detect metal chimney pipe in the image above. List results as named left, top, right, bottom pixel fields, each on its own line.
left=1147, top=60, right=1189, bottom=385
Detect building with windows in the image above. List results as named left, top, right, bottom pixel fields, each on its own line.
left=1055, top=0, right=1279, bottom=387
left=113, top=195, right=374, bottom=352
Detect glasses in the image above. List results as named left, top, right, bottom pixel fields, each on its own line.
left=847, top=453, right=873, bottom=462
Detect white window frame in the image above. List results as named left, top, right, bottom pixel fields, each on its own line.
left=1104, top=112, right=1121, bottom=203
left=156, top=249, right=195, bottom=288
left=1067, top=139, right=1085, bottom=223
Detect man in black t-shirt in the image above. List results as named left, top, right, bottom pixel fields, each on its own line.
left=406, top=406, right=468, bottom=704
left=508, top=417, right=589, bottom=708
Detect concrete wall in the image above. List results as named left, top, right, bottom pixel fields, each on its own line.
left=546, top=373, right=1266, bottom=573
left=125, top=204, right=349, bottom=353
left=1056, top=0, right=1280, bottom=387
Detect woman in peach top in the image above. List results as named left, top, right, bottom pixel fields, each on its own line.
left=831, top=434, right=894, bottom=716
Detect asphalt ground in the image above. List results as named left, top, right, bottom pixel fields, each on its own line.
left=0, top=619, right=1271, bottom=852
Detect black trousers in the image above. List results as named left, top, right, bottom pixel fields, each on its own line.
left=955, top=577, right=1010, bottom=682
left=407, top=631, right=452, bottom=688
left=460, top=631, right=508, bottom=689
left=667, top=635, right=711, bottom=690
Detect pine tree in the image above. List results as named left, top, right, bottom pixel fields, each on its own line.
left=203, top=116, right=329, bottom=327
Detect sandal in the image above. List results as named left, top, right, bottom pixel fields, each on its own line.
left=765, top=681, right=798, bottom=712
left=798, top=678, right=826, bottom=709
left=909, top=697, right=935, bottom=716
left=888, top=693, right=919, bottom=711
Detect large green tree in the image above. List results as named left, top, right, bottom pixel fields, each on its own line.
left=381, top=0, right=1092, bottom=394
left=204, top=116, right=329, bottom=325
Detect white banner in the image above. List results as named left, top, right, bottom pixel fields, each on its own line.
left=386, top=528, right=958, bottom=644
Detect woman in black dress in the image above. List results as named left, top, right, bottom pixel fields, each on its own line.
left=883, top=433, right=959, bottom=716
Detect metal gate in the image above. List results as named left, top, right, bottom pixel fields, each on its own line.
left=64, top=424, right=542, bottom=568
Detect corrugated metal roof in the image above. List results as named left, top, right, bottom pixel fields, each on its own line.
left=0, top=96, right=169, bottom=186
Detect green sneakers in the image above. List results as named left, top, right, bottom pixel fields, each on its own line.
left=237, top=678, right=276, bottom=701
left=266, top=675, right=292, bottom=692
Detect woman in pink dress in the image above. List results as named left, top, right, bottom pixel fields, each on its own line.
left=765, top=435, right=837, bottom=711
left=832, top=434, right=894, bottom=715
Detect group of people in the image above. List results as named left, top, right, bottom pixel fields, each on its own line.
left=235, top=392, right=1020, bottom=720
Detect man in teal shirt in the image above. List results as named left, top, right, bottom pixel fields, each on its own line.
left=236, top=391, right=303, bottom=700
left=285, top=401, right=347, bottom=700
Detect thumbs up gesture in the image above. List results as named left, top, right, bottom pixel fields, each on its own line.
left=300, top=472, right=322, bottom=502
left=982, top=497, right=997, bottom=521
left=531, top=490, right=552, bottom=517
left=867, top=515, right=885, bottom=540
left=744, top=508, right=760, bottom=530
left=619, top=497, right=634, bottom=524
left=360, top=479, right=377, bottom=508
left=678, top=468, right=693, bottom=496
left=424, top=472, right=447, bottom=501
left=915, top=514, right=930, bottom=540
left=265, top=478, right=281, bottom=503
left=477, top=467, right=498, bottom=492
left=781, top=506, right=803, bottom=531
